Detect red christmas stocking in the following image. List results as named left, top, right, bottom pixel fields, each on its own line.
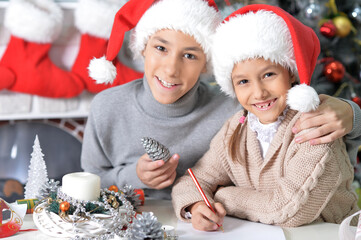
left=0, top=66, right=15, bottom=90
left=0, top=0, right=84, bottom=98
left=71, top=0, right=143, bottom=93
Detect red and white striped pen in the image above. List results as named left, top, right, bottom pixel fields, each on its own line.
left=187, top=168, right=224, bottom=232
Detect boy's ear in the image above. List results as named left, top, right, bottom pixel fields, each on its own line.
left=201, top=64, right=207, bottom=73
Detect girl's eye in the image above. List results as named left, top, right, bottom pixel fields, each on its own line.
left=184, top=53, right=196, bottom=59
left=156, top=46, right=166, bottom=52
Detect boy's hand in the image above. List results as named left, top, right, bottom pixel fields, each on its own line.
left=136, top=153, right=179, bottom=189
left=292, top=94, right=353, bottom=145
left=189, top=201, right=226, bottom=231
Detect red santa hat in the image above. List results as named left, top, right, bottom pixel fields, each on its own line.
left=88, top=0, right=221, bottom=84
left=212, top=4, right=321, bottom=112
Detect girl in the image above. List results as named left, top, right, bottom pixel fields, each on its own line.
left=81, top=0, right=361, bottom=200
left=172, top=4, right=359, bottom=230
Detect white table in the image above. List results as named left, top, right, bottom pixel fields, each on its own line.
left=6, top=199, right=344, bottom=239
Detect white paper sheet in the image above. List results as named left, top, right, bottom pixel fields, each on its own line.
left=338, top=210, right=359, bottom=240
left=176, top=216, right=286, bottom=240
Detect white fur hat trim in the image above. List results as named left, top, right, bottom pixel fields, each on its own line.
left=75, top=0, right=126, bottom=39
left=212, top=10, right=296, bottom=98
left=287, top=84, right=320, bottom=112
left=129, top=0, right=221, bottom=67
left=88, top=56, right=117, bottom=84
left=4, top=0, right=63, bottom=43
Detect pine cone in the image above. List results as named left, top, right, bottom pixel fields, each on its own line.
left=130, top=212, right=164, bottom=240
left=36, top=179, right=60, bottom=200
left=121, top=184, right=142, bottom=210
left=141, top=137, right=171, bottom=162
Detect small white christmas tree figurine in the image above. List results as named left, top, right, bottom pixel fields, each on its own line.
left=24, top=135, right=49, bottom=199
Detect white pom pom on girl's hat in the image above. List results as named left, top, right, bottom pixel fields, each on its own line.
left=287, top=84, right=320, bottom=112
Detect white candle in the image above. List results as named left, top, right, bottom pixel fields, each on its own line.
left=62, top=172, right=101, bottom=201
left=162, top=225, right=175, bottom=236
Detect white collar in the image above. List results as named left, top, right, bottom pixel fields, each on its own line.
left=248, top=107, right=289, bottom=143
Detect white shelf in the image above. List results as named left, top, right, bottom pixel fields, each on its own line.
left=0, top=112, right=88, bottom=121
left=0, top=1, right=77, bottom=9
left=0, top=91, right=94, bottom=121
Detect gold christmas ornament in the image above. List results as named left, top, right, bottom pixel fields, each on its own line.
left=333, top=16, right=352, bottom=37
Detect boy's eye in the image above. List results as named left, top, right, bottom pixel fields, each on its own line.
left=156, top=46, right=166, bottom=51
left=184, top=53, right=196, bottom=59
left=264, top=72, right=275, bottom=78
left=237, top=79, right=248, bottom=85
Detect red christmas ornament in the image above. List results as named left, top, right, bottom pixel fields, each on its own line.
left=108, top=185, right=119, bottom=192
left=59, top=201, right=70, bottom=212
left=352, top=96, right=361, bottom=107
left=323, top=61, right=345, bottom=83
left=320, top=21, right=336, bottom=38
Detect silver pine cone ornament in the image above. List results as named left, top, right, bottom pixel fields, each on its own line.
left=141, top=137, right=171, bottom=162
left=36, top=179, right=60, bottom=200
left=129, top=212, right=164, bottom=240
left=121, top=184, right=142, bottom=210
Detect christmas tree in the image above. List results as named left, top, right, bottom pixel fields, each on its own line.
left=24, top=135, right=49, bottom=199
left=216, top=0, right=361, bottom=106
left=278, top=0, right=361, bottom=103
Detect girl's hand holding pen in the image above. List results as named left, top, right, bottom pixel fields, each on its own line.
left=188, top=201, right=226, bottom=232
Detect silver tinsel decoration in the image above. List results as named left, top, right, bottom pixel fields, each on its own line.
left=350, top=3, right=361, bottom=24
left=120, top=184, right=142, bottom=210
left=55, top=188, right=135, bottom=240
left=141, top=137, right=171, bottom=162
left=129, top=212, right=164, bottom=240
left=300, top=0, right=324, bottom=28
left=36, top=179, right=60, bottom=200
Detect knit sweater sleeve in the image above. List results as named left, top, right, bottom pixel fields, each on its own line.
left=171, top=118, right=235, bottom=222
left=81, top=99, right=147, bottom=189
left=214, top=139, right=352, bottom=227
left=342, top=99, right=361, bottom=166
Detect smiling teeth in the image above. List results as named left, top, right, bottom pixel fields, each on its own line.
left=255, top=102, right=272, bottom=109
left=159, top=78, right=175, bottom=88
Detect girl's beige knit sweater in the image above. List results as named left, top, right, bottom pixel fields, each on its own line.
left=172, top=109, right=359, bottom=227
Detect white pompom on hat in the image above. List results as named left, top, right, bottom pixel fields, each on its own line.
left=88, top=0, right=221, bottom=85
left=212, top=4, right=321, bottom=112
